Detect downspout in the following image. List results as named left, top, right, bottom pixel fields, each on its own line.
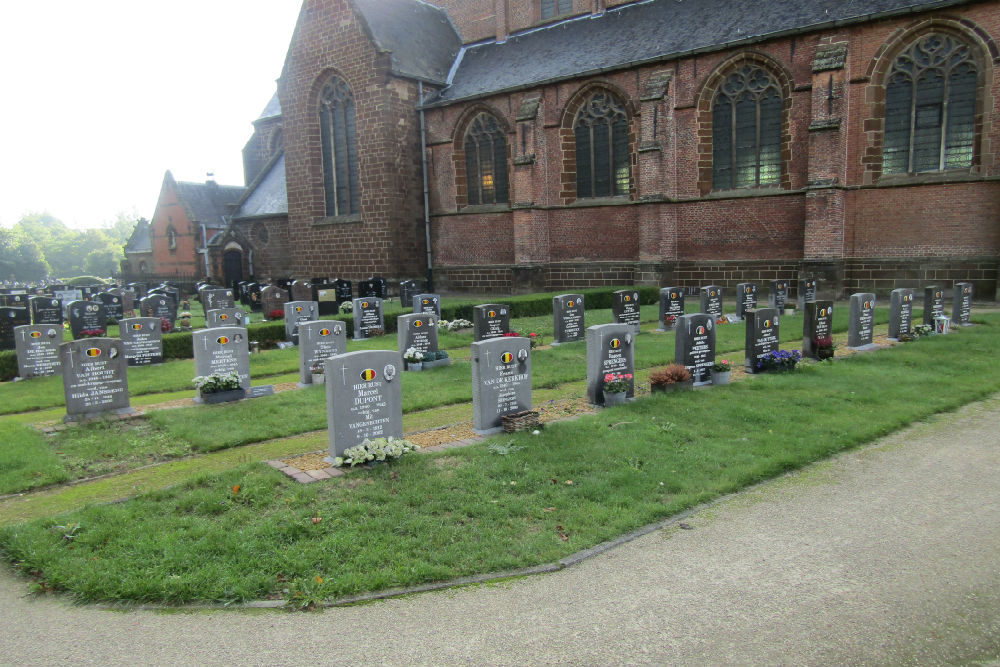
left=419, top=81, right=434, bottom=291
left=248, top=248, right=254, bottom=278
left=200, top=224, right=210, bottom=278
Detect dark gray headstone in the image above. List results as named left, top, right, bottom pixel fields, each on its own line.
left=246, top=282, right=262, bottom=312
left=120, top=317, right=163, bottom=366
left=127, top=282, right=147, bottom=300
left=399, top=280, right=422, bottom=308
left=397, top=313, right=439, bottom=362
left=192, top=327, right=251, bottom=396
left=0, top=293, right=28, bottom=308
left=138, top=295, right=176, bottom=332
left=888, top=288, right=914, bottom=340
left=358, top=279, right=377, bottom=298
left=67, top=300, right=107, bottom=339
left=120, top=290, right=135, bottom=316
left=473, top=304, right=510, bottom=341
left=352, top=297, right=385, bottom=340
left=290, top=280, right=312, bottom=303
left=315, top=283, right=341, bottom=316
left=298, top=320, right=347, bottom=385
left=0, top=307, right=31, bottom=350
left=847, top=293, right=878, bottom=349
left=95, top=292, right=124, bottom=321
left=803, top=301, right=834, bottom=359
left=202, top=288, right=236, bottom=311
left=61, top=338, right=134, bottom=422
left=585, top=323, right=635, bottom=405
left=611, top=289, right=641, bottom=335
left=675, top=314, right=716, bottom=385
left=952, top=282, right=972, bottom=326
left=552, top=294, right=585, bottom=345
left=260, top=286, right=289, bottom=320
left=470, top=337, right=532, bottom=434
left=658, top=287, right=684, bottom=331
left=284, top=300, right=319, bottom=343
left=334, top=279, right=353, bottom=304
left=798, top=279, right=818, bottom=310
left=14, top=324, right=62, bottom=377
left=745, top=308, right=780, bottom=373
left=699, top=286, right=723, bottom=319
left=412, top=293, right=441, bottom=317
left=736, top=283, right=759, bottom=320
left=768, top=280, right=789, bottom=310
left=922, top=286, right=944, bottom=326
left=325, top=350, right=403, bottom=458
left=206, top=308, right=247, bottom=329
left=370, top=277, right=388, bottom=299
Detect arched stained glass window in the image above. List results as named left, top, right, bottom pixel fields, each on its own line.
left=464, top=113, right=509, bottom=206
left=712, top=65, right=782, bottom=190
left=883, top=34, right=977, bottom=174
left=319, top=76, right=360, bottom=216
left=574, top=91, right=630, bottom=198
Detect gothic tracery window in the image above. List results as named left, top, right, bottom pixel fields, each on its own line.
left=574, top=91, right=630, bottom=198
left=882, top=33, right=977, bottom=175
left=464, top=113, right=509, bottom=206
left=319, top=76, right=360, bottom=216
left=712, top=64, right=782, bottom=190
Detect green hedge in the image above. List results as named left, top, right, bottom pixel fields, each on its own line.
left=0, top=351, right=16, bottom=382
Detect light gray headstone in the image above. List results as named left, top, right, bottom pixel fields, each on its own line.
left=66, top=300, right=107, bottom=339
left=952, top=282, right=972, bottom=325
left=552, top=294, right=585, bottom=345
left=352, top=297, right=384, bottom=340
left=847, top=293, right=878, bottom=349
left=803, top=301, right=834, bottom=359
left=473, top=304, right=510, bottom=341
left=923, top=286, right=944, bottom=326
left=325, top=350, right=403, bottom=459
left=61, top=338, right=134, bottom=422
left=397, top=313, right=439, bottom=363
left=585, top=323, right=635, bottom=405
left=768, top=280, right=790, bottom=310
left=412, top=293, right=441, bottom=317
left=736, top=283, right=759, bottom=320
left=744, top=308, right=780, bottom=373
left=658, top=287, right=684, bottom=331
left=470, top=337, right=532, bottom=434
left=14, top=324, right=62, bottom=378
left=119, top=317, right=163, bottom=366
left=192, top=327, right=251, bottom=396
left=798, top=279, right=818, bottom=310
left=888, top=288, right=914, bottom=340
left=206, top=308, right=247, bottom=329
left=675, top=314, right=716, bottom=385
left=284, top=301, right=319, bottom=342
left=699, top=286, right=723, bottom=319
left=611, top=290, right=641, bottom=335
left=202, top=288, right=236, bottom=311
left=298, top=320, right=347, bottom=385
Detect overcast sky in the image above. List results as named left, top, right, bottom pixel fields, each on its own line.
left=0, top=1, right=303, bottom=230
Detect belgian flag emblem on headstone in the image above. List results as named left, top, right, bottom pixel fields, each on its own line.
left=362, top=301, right=370, bottom=309
left=501, top=352, right=513, bottom=363
left=624, top=295, right=632, bottom=302
left=30, top=331, right=41, bottom=338
left=295, top=306, right=303, bottom=312
left=220, top=314, right=228, bottom=320
left=217, top=336, right=229, bottom=345
left=319, top=328, right=331, bottom=336
left=360, top=368, right=377, bottom=381
left=696, top=326, right=706, bottom=335
left=131, top=323, right=143, bottom=330
left=820, top=308, right=828, bottom=317
left=567, top=300, right=575, bottom=308
left=864, top=301, right=873, bottom=309
left=763, top=319, right=771, bottom=327
left=414, top=320, right=423, bottom=328
left=488, top=310, right=497, bottom=318
left=86, top=347, right=102, bottom=357
left=610, top=338, right=621, bottom=349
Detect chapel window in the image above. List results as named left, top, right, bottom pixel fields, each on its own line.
left=712, top=64, right=782, bottom=190
left=319, top=76, right=360, bottom=217
left=166, top=226, right=177, bottom=251
left=464, top=113, right=509, bottom=206
left=882, top=33, right=977, bottom=175
left=574, top=91, right=630, bottom=198
left=541, top=0, right=573, bottom=20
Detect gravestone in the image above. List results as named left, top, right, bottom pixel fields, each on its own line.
left=0, top=293, right=27, bottom=308
left=736, top=283, right=759, bottom=320
left=847, top=293, right=878, bottom=350
left=397, top=313, right=439, bottom=367
left=798, top=278, right=818, bottom=310
left=612, top=289, right=641, bottom=335
left=888, top=288, right=914, bottom=340
left=699, top=286, right=723, bottom=319
left=658, top=287, right=684, bottom=331
left=552, top=294, right=585, bottom=345
left=67, top=300, right=107, bottom=339
left=298, top=320, right=347, bottom=385
left=95, top=292, right=124, bottom=321
left=192, top=327, right=251, bottom=397
left=260, top=285, right=289, bottom=320
left=120, top=289, right=135, bottom=317
left=275, top=278, right=292, bottom=293
left=675, top=314, right=716, bottom=385
left=413, top=293, right=441, bottom=317
left=802, top=301, right=834, bottom=359
left=768, top=280, right=790, bottom=311
left=585, top=323, right=635, bottom=405
left=334, top=279, right=353, bottom=304
left=245, top=282, right=262, bottom=312
left=284, top=300, right=319, bottom=343
left=53, top=288, right=83, bottom=314
left=370, top=277, right=388, bottom=299
left=30, top=296, right=62, bottom=325
left=922, top=286, right=944, bottom=326
left=325, top=350, right=403, bottom=459
left=399, top=280, right=422, bottom=308
left=206, top=308, right=247, bottom=329
left=290, top=280, right=312, bottom=302
left=14, top=324, right=62, bottom=377
left=952, top=282, right=973, bottom=326
left=352, top=297, right=384, bottom=340
left=315, top=282, right=341, bottom=316
left=127, top=282, right=147, bottom=300
left=60, top=338, right=134, bottom=422
left=473, top=304, right=510, bottom=341
left=470, top=336, right=532, bottom=435
left=202, top=288, right=236, bottom=311
left=358, top=279, right=377, bottom=298
left=119, top=317, right=163, bottom=366
left=138, top=295, right=176, bottom=332
left=744, top=308, right=780, bottom=373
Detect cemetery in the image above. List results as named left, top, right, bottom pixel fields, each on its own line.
left=0, top=280, right=996, bottom=609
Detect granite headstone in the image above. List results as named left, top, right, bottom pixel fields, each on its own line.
left=14, top=324, right=62, bottom=377
left=284, top=300, right=319, bottom=343
left=298, top=320, right=347, bottom=385
left=585, top=323, right=635, bottom=405
left=60, top=338, right=134, bottom=422
left=922, top=286, right=944, bottom=326
left=675, top=314, right=716, bottom=385
left=768, top=280, right=789, bottom=311
left=412, top=293, right=442, bottom=317
left=67, top=300, right=107, bottom=339
left=398, top=313, right=439, bottom=367
left=745, top=308, right=780, bottom=373
left=352, top=297, right=384, bottom=340
left=699, top=286, right=723, bottom=319
left=736, top=283, right=759, bottom=320
left=847, top=293, right=878, bottom=349
left=325, top=350, right=403, bottom=459
left=802, top=301, right=834, bottom=359
left=205, top=308, right=247, bottom=329
left=888, top=288, right=914, bottom=340
left=192, top=327, right=251, bottom=396
left=473, top=304, right=510, bottom=341
left=470, top=337, right=532, bottom=434
left=658, top=287, right=684, bottom=331
left=119, top=317, right=163, bottom=366
left=611, top=289, right=641, bottom=335
left=552, top=294, right=585, bottom=345
left=952, top=282, right=973, bottom=326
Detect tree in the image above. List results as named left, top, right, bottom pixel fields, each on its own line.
left=0, top=228, right=50, bottom=282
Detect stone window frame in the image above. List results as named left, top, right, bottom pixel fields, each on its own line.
left=452, top=105, right=512, bottom=211
left=863, top=21, right=996, bottom=184
left=318, top=73, right=361, bottom=219
left=166, top=225, right=178, bottom=252
left=695, top=53, right=794, bottom=196
left=540, top=0, right=574, bottom=21
left=560, top=83, right=637, bottom=204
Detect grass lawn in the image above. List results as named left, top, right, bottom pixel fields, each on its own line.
left=0, top=313, right=996, bottom=605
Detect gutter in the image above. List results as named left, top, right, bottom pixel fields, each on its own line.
left=419, top=81, right=434, bottom=291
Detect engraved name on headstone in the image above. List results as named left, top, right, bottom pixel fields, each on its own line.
left=768, top=280, right=789, bottom=311
left=847, top=293, right=878, bottom=349
left=325, top=350, right=403, bottom=459
left=397, top=313, right=439, bottom=366
left=202, top=288, right=236, bottom=311
left=888, top=288, right=914, bottom=340
left=119, top=317, right=163, bottom=366
left=585, top=323, right=635, bottom=405
left=14, top=324, right=62, bottom=377
left=284, top=300, right=319, bottom=343
left=798, top=278, right=818, bottom=310
left=352, top=297, right=384, bottom=340
left=95, top=292, right=123, bottom=321
left=658, top=287, right=684, bottom=331
left=473, top=304, right=510, bottom=341
left=67, top=300, right=107, bottom=339
left=552, top=294, right=585, bottom=345
left=298, top=320, right=347, bottom=385
left=675, top=314, right=716, bottom=385
left=470, top=337, right=532, bottom=435
left=206, top=308, right=247, bottom=329
left=61, top=338, right=134, bottom=422
left=139, top=295, right=176, bottom=332
left=30, top=297, right=62, bottom=325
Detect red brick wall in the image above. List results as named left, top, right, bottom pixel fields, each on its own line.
left=149, top=179, right=204, bottom=279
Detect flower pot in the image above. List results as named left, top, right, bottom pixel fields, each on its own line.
left=784, top=308, right=795, bottom=316
left=602, top=390, right=627, bottom=406
left=817, top=348, right=835, bottom=360
left=711, top=370, right=731, bottom=385
left=311, top=372, right=326, bottom=385
left=408, top=362, right=423, bottom=371
left=201, top=389, right=246, bottom=404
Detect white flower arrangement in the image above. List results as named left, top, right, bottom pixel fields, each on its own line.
left=340, top=301, right=354, bottom=313
left=192, top=371, right=242, bottom=394
left=403, top=347, right=424, bottom=363
left=333, top=437, right=419, bottom=468
left=438, top=318, right=472, bottom=332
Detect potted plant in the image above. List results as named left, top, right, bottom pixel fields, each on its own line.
left=710, top=359, right=733, bottom=385
left=79, top=328, right=106, bottom=338
left=193, top=371, right=245, bottom=404
left=310, top=363, right=326, bottom=385
left=813, top=336, right=835, bottom=360
left=755, top=349, right=802, bottom=373
left=404, top=347, right=424, bottom=371
left=339, top=301, right=353, bottom=313
left=662, top=314, right=677, bottom=329
left=602, top=372, right=633, bottom=406
left=268, top=308, right=285, bottom=320
left=784, top=303, right=796, bottom=316
left=649, top=364, right=693, bottom=393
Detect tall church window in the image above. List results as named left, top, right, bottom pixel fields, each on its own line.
left=166, top=226, right=177, bottom=251
left=319, top=76, right=360, bottom=216
left=712, top=64, right=782, bottom=190
left=883, top=34, right=977, bottom=174
left=574, top=91, right=630, bottom=198
left=464, top=113, right=509, bottom=206
left=541, top=0, right=573, bottom=20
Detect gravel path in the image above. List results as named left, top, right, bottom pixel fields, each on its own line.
left=2, top=396, right=998, bottom=667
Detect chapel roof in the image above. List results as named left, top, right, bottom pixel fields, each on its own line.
left=172, top=176, right=246, bottom=229
left=235, top=152, right=288, bottom=219
left=123, top=219, right=151, bottom=255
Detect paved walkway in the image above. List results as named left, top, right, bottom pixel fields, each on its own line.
left=2, top=396, right=999, bottom=666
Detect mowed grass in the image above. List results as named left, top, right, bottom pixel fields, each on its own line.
left=0, top=315, right=996, bottom=604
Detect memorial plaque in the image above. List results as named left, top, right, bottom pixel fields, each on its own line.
left=120, top=289, right=135, bottom=316
left=736, top=283, right=759, bottom=320
left=192, top=327, right=251, bottom=396
left=470, top=337, right=532, bottom=434
left=398, top=313, right=439, bottom=367
left=552, top=294, right=585, bottom=345
left=202, top=288, right=236, bottom=311
left=768, top=280, right=789, bottom=311
left=745, top=308, right=780, bottom=373
left=95, top=292, right=124, bottom=321
left=0, top=307, right=30, bottom=350
left=847, top=293, right=877, bottom=349
left=413, top=293, right=442, bottom=317
left=953, top=282, right=973, bottom=326
left=298, top=320, right=347, bottom=385
left=61, top=338, right=134, bottom=421
left=119, top=317, right=163, bottom=366
left=675, top=314, right=716, bottom=385
left=284, top=300, right=319, bottom=343
left=261, top=285, right=289, bottom=320
left=14, top=324, right=61, bottom=377
left=803, top=301, right=834, bottom=359
left=139, top=295, right=176, bottom=332
left=585, top=323, right=635, bottom=405
left=699, top=286, right=723, bottom=319
left=315, top=283, right=341, bottom=316
left=351, top=297, right=384, bottom=340
left=334, top=279, right=353, bottom=304
left=325, top=350, right=403, bottom=458
left=612, top=290, right=641, bottom=335
left=473, top=303, right=510, bottom=341
left=922, top=286, right=944, bottom=326
left=798, top=278, right=818, bottom=310
left=67, top=300, right=107, bottom=339
left=888, top=288, right=914, bottom=340
left=658, top=287, right=684, bottom=331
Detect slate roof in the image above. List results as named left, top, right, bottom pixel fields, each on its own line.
left=353, top=0, right=462, bottom=84
left=258, top=92, right=281, bottom=121
left=123, top=219, right=151, bottom=255
left=429, top=0, right=974, bottom=105
left=174, top=177, right=246, bottom=229
left=235, top=153, right=288, bottom=219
